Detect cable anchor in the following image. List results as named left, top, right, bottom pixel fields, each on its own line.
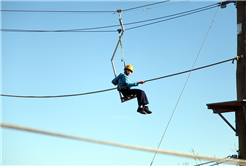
left=219, top=1, right=236, bottom=9
left=232, top=55, right=244, bottom=63
left=117, top=9, right=122, bottom=13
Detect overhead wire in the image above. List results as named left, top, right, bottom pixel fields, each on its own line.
left=0, top=9, right=115, bottom=13
left=194, top=156, right=232, bottom=166
left=125, top=3, right=219, bottom=25
left=1, top=2, right=227, bottom=33
left=145, top=58, right=235, bottom=83
left=0, top=1, right=188, bottom=17
left=0, top=57, right=236, bottom=98
left=24, top=2, right=145, bottom=10
left=122, top=0, right=169, bottom=12
left=125, top=3, right=219, bottom=31
left=141, top=0, right=190, bottom=11
left=126, top=0, right=190, bottom=13
left=0, top=1, right=3, bottom=165
left=208, top=157, right=232, bottom=166
left=149, top=1, right=223, bottom=166
left=0, top=29, right=117, bottom=33
left=0, top=1, right=169, bottom=13
left=1, top=122, right=246, bottom=166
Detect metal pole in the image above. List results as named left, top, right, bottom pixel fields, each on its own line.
left=110, top=12, right=125, bottom=102
left=111, top=12, right=125, bottom=77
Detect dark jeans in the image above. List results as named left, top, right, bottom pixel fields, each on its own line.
left=120, top=88, right=149, bottom=106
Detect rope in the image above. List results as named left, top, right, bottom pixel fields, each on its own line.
left=145, top=57, right=235, bottom=83
left=119, top=36, right=126, bottom=68
left=1, top=123, right=246, bottom=165
left=0, top=87, right=117, bottom=98
left=150, top=2, right=223, bottom=166
left=0, top=58, right=236, bottom=98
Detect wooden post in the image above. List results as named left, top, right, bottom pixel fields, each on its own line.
left=236, top=1, right=246, bottom=160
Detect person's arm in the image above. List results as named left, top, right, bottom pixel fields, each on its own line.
left=112, top=73, right=122, bottom=85
left=138, top=80, right=145, bottom=84
left=121, top=75, right=138, bottom=88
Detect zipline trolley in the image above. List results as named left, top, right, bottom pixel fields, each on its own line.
left=111, top=10, right=137, bottom=103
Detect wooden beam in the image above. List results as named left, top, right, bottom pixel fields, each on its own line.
left=237, top=1, right=246, bottom=161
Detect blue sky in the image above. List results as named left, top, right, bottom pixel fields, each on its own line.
left=1, top=1, right=239, bottom=165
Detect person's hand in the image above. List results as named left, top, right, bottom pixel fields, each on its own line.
left=138, top=80, right=145, bottom=84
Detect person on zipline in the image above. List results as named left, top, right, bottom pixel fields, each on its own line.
left=112, top=65, right=152, bottom=115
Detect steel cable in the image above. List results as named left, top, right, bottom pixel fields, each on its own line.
left=0, top=57, right=236, bottom=98
left=126, top=5, right=218, bottom=31
left=1, top=2, right=226, bottom=33
left=149, top=2, right=223, bottom=166
left=1, top=1, right=169, bottom=13
left=122, top=1, right=169, bottom=12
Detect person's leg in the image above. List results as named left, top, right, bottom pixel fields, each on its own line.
left=130, top=89, right=152, bottom=114
left=127, top=89, right=148, bottom=106
left=120, top=89, right=133, bottom=98
left=121, top=89, right=151, bottom=114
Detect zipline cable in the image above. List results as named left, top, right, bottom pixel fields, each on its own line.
left=1, top=1, right=169, bottom=13
left=149, top=2, right=223, bottom=166
left=124, top=3, right=218, bottom=26
left=21, top=2, right=145, bottom=11
left=0, top=29, right=117, bottom=32
left=0, top=57, right=236, bottom=98
left=1, top=2, right=229, bottom=33
left=141, top=1, right=189, bottom=11
left=0, top=5, right=216, bottom=32
left=122, top=0, right=169, bottom=12
left=126, top=4, right=218, bottom=31
left=145, top=58, right=235, bottom=83
left=1, top=123, right=246, bottom=165
left=0, top=87, right=117, bottom=98
left=1, top=9, right=115, bottom=13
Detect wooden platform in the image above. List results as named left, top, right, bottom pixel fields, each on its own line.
left=121, top=94, right=137, bottom=103
left=207, top=100, right=246, bottom=114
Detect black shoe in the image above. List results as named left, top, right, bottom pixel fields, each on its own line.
left=144, top=106, right=152, bottom=114
left=137, top=107, right=146, bottom=115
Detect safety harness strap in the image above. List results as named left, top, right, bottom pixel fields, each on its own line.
left=119, top=36, right=126, bottom=68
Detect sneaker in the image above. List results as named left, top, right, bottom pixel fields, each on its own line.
left=144, top=106, right=152, bottom=114
left=137, top=107, right=146, bottom=115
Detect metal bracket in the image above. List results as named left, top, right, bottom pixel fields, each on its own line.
left=219, top=0, right=237, bottom=9
left=213, top=109, right=237, bottom=135
left=233, top=55, right=243, bottom=64
left=228, top=0, right=237, bottom=6
left=236, top=55, right=243, bottom=61
left=111, top=12, right=125, bottom=102
left=230, top=154, right=238, bottom=159
left=111, top=12, right=125, bottom=77
left=235, top=110, right=239, bottom=136
left=242, top=106, right=246, bottom=126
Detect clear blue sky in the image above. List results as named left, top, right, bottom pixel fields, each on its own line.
left=1, top=1, right=239, bottom=165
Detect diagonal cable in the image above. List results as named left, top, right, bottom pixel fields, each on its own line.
left=149, top=1, right=223, bottom=166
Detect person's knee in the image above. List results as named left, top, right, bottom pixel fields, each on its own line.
left=140, top=90, right=146, bottom=95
